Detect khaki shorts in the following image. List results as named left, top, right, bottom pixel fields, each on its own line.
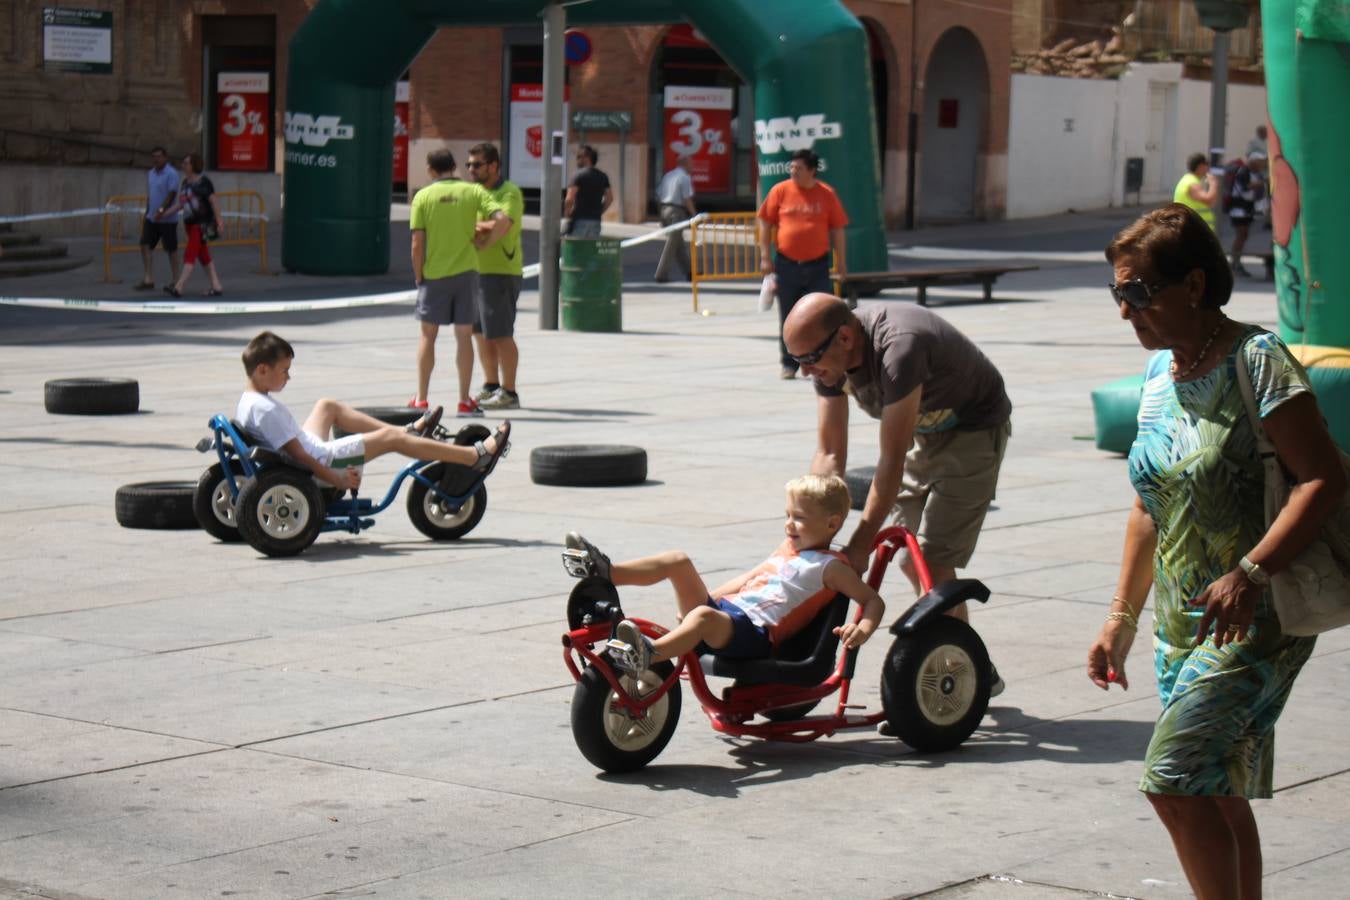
left=892, top=420, right=1010, bottom=569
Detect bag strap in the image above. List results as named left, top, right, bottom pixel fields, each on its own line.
left=1232, top=330, right=1276, bottom=459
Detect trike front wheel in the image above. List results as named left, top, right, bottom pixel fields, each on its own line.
left=880, top=618, right=990, bottom=753
left=194, top=462, right=245, bottom=542
left=406, top=465, right=487, bottom=540
left=571, top=659, right=680, bottom=773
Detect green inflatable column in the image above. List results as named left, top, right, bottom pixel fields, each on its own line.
left=1262, top=0, right=1350, bottom=449
left=686, top=0, right=888, bottom=276
left=281, top=0, right=433, bottom=275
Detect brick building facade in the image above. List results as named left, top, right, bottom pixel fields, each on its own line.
left=1, top=0, right=1013, bottom=228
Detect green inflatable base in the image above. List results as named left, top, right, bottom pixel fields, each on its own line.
left=1308, top=365, right=1350, bottom=453
left=1091, top=374, right=1145, bottom=455
left=1091, top=366, right=1349, bottom=457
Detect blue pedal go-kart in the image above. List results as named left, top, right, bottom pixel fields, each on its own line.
left=193, top=414, right=492, bottom=557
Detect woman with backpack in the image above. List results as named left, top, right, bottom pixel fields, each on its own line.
left=162, top=152, right=225, bottom=298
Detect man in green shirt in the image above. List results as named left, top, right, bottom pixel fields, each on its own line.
left=466, top=143, right=526, bottom=410
left=410, top=148, right=510, bottom=417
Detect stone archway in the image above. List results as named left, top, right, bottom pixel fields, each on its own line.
left=918, top=27, right=988, bottom=221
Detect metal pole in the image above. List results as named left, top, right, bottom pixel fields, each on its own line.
left=538, top=3, right=565, bottom=330
left=617, top=126, right=626, bottom=224
left=1208, top=30, right=1230, bottom=166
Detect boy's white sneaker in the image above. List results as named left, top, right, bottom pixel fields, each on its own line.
left=607, top=619, right=652, bottom=676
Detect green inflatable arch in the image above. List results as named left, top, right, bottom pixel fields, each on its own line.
left=281, top=0, right=887, bottom=277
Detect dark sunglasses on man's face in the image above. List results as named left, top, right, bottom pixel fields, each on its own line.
left=789, top=326, right=841, bottom=366
left=1109, top=278, right=1172, bottom=310
left=466, top=160, right=487, bottom=169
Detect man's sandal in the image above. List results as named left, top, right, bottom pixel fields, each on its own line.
left=470, top=420, right=511, bottom=476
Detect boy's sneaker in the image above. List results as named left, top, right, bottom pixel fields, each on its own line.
left=480, top=388, right=520, bottom=410
left=606, top=619, right=652, bottom=676
left=561, top=531, right=612, bottom=581
left=456, top=399, right=485, bottom=418
left=407, top=397, right=429, bottom=409
left=475, top=384, right=500, bottom=403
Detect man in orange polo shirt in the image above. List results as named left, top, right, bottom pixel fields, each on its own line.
left=758, top=148, right=849, bottom=379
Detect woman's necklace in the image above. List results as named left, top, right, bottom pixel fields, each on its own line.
left=1170, top=316, right=1227, bottom=380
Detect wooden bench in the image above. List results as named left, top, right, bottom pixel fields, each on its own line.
left=837, top=264, right=1039, bottom=307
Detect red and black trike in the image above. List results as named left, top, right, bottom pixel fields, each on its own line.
left=561, top=526, right=995, bottom=773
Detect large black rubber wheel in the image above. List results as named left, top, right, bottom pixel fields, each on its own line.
left=571, top=659, right=680, bottom=773
left=406, top=464, right=487, bottom=540
left=44, top=378, right=139, bottom=415
left=844, top=466, right=875, bottom=511
left=332, top=406, right=423, bottom=438
left=233, top=467, right=324, bottom=557
left=114, top=481, right=197, bottom=529
left=880, top=618, right=990, bottom=753
left=530, top=444, right=647, bottom=487
left=193, top=462, right=245, bottom=543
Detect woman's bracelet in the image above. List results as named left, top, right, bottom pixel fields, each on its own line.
left=1105, top=610, right=1138, bottom=629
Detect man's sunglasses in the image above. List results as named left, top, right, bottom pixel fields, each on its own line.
left=465, top=160, right=488, bottom=169
left=789, top=326, right=841, bottom=366
left=1108, top=278, right=1172, bottom=310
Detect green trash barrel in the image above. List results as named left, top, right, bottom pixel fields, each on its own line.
left=561, top=237, right=622, bottom=333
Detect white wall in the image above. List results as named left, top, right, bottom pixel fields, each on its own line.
left=1006, top=74, right=1118, bottom=218
left=1007, top=63, right=1268, bottom=219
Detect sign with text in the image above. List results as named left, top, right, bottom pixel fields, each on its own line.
left=42, top=8, right=112, bottom=74
left=216, top=72, right=270, bottom=171
left=507, top=83, right=569, bottom=190
left=571, top=110, right=632, bottom=132
left=663, top=86, right=733, bottom=194
left=393, top=80, right=410, bottom=187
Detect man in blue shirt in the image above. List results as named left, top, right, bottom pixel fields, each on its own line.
left=135, top=146, right=181, bottom=290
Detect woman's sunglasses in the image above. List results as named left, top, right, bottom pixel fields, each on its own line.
left=1108, top=278, right=1172, bottom=310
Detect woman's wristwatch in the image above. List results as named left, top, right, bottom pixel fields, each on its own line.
left=1239, top=555, right=1270, bottom=586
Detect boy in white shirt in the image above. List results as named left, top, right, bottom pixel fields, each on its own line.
left=562, top=474, right=885, bottom=674
left=236, top=331, right=509, bottom=492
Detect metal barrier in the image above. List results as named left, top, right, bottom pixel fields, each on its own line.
left=102, top=190, right=270, bottom=282
left=689, top=212, right=760, bottom=313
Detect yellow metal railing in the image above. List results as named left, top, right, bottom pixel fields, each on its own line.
left=689, top=212, right=761, bottom=313
left=103, top=190, right=270, bottom=282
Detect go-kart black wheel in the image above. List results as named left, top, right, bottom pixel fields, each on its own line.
left=880, top=617, right=990, bottom=753
left=761, top=700, right=820, bottom=722
left=193, top=462, right=245, bottom=543
left=406, top=464, right=487, bottom=540
left=233, top=467, right=324, bottom=557
left=571, top=659, right=680, bottom=773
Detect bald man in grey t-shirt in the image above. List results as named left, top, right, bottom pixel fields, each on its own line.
left=784, top=293, right=1012, bottom=692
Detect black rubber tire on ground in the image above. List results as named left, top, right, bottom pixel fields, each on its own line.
left=530, top=445, right=647, bottom=487
left=332, top=406, right=423, bottom=438
left=880, top=617, right=991, bottom=753
left=193, top=462, right=245, bottom=542
left=406, top=464, right=487, bottom=540
left=233, top=467, right=325, bottom=557
left=114, top=482, right=198, bottom=530
left=571, top=659, right=681, bottom=773
left=844, top=466, right=876, bottom=512
left=44, top=378, right=139, bottom=415
left=761, top=700, right=821, bottom=722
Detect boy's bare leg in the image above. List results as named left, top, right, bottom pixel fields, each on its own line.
left=454, top=323, right=474, bottom=405
left=361, top=423, right=506, bottom=466
left=610, top=551, right=710, bottom=615
left=415, top=322, right=439, bottom=403
left=648, top=606, right=736, bottom=662
left=303, top=399, right=401, bottom=439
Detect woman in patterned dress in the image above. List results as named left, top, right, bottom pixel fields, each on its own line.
left=1086, top=203, right=1345, bottom=899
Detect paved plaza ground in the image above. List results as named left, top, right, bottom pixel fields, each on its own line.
left=0, top=209, right=1344, bottom=900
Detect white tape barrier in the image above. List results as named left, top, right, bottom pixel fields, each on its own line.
left=0, top=215, right=699, bottom=313
left=0, top=205, right=269, bottom=225
left=519, top=213, right=704, bottom=280
left=0, top=290, right=412, bottom=315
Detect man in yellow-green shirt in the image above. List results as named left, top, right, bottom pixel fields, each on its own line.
left=466, top=143, right=526, bottom=410
left=410, top=148, right=510, bottom=417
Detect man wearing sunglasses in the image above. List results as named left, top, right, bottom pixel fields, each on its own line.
left=465, top=143, right=525, bottom=411
left=784, top=293, right=1012, bottom=696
